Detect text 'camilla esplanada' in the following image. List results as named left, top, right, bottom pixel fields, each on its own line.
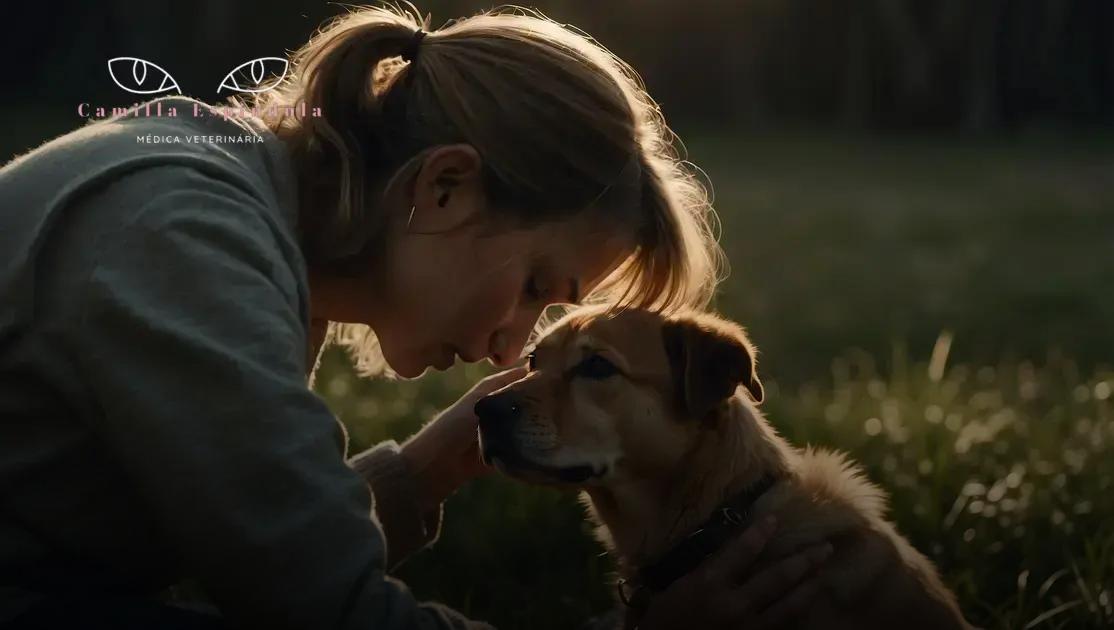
left=77, top=100, right=323, bottom=122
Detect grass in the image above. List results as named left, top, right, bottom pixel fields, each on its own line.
left=316, top=346, right=1114, bottom=629
left=697, top=128, right=1114, bottom=381
left=313, top=130, right=1114, bottom=629
left=765, top=349, right=1114, bottom=628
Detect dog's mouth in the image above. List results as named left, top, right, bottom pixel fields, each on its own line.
left=482, top=443, right=608, bottom=485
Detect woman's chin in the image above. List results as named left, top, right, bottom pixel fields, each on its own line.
left=379, top=348, right=422, bottom=380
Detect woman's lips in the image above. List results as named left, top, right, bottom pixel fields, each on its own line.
left=433, top=344, right=461, bottom=370
left=456, top=348, right=481, bottom=363
left=432, top=344, right=485, bottom=370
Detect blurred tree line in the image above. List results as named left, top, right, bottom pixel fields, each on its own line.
left=7, top=0, right=1111, bottom=131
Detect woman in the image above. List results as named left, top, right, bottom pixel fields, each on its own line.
left=0, top=5, right=827, bottom=629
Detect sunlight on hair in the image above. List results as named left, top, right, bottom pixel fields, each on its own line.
left=236, top=3, right=726, bottom=378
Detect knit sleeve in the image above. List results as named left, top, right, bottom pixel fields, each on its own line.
left=348, top=441, right=446, bottom=570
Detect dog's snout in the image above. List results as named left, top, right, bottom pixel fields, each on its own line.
left=474, top=392, right=523, bottom=431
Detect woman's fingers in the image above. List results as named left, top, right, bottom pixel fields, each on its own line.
left=735, top=541, right=832, bottom=611
left=471, top=365, right=529, bottom=398
left=697, top=516, right=778, bottom=587
left=489, top=364, right=528, bottom=384
left=637, top=523, right=835, bottom=630
left=750, top=575, right=822, bottom=630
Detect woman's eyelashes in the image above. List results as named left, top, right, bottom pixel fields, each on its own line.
left=524, top=273, right=545, bottom=303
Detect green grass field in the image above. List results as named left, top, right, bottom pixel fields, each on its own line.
left=316, top=130, right=1114, bottom=629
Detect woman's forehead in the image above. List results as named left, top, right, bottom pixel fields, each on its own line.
left=544, top=211, right=635, bottom=247
left=539, top=219, right=633, bottom=292
left=481, top=212, right=634, bottom=289
left=533, top=216, right=630, bottom=261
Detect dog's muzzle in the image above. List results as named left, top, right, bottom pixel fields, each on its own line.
left=474, top=392, right=607, bottom=483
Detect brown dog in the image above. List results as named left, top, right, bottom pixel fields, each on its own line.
left=475, top=305, right=973, bottom=629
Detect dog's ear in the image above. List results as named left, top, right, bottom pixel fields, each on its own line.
left=661, top=313, right=764, bottom=420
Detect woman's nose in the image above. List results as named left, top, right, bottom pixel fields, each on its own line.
left=488, top=315, right=538, bottom=367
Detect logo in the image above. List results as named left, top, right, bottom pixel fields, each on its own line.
left=107, top=56, right=289, bottom=96
left=83, top=55, right=321, bottom=130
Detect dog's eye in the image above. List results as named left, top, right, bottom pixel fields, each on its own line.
left=577, top=354, right=618, bottom=379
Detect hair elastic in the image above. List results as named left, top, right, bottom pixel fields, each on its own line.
left=400, top=29, right=427, bottom=63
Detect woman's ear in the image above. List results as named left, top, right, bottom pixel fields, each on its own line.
left=418, top=144, right=481, bottom=191
left=661, top=312, right=764, bottom=421
left=435, top=183, right=450, bottom=208
left=409, top=144, right=484, bottom=232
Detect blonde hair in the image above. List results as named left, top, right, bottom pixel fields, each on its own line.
left=236, top=2, right=726, bottom=378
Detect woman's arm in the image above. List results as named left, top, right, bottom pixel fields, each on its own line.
left=348, top=440, right=445, bottom=569
left=345, top=364, right=528, bottom=568
left=308, top=316, right=446, bottom=568
left=54, top=165, right=493, bottom=629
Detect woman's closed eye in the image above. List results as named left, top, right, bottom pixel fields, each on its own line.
left=524, top=274, right=544, bottom=302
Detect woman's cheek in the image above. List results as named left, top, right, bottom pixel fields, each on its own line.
left=460, top=275, right=522, bottom=349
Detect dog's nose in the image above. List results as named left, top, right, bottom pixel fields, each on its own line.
left=474, top=392, right=523, bottom=431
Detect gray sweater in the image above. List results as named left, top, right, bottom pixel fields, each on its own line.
left=0, top=96, right=492, bottom=629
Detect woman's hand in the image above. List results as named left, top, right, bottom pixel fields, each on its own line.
left=637, top=517, right=831, bottom=630
left=400, top=364, right=529, bottom=511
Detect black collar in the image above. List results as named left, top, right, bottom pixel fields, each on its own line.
left=617, top=473, right=781, bottom=609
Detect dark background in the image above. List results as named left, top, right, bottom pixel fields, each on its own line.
left=4, top=2, right=1112, bottom=629
left=5, top=1, right=1114, bottom=129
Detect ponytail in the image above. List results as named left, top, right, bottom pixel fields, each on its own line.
left=238, top=3, right=725, bottom=378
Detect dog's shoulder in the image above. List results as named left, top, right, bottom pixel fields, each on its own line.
left=775, top=448, right=970, bottom=627
left=755, top=446, right=889, bottom=556
left=792, top=446, right=889, bottom=520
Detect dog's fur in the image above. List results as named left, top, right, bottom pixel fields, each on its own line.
left=476, top=305, right=973, bottom=629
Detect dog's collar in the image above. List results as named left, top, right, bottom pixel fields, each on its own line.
left=617, top=473, right=781, bottom=609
